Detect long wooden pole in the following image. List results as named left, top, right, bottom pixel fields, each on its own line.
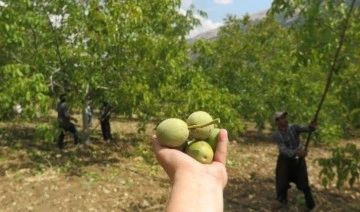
left=305, top=0, right=357, bottom=151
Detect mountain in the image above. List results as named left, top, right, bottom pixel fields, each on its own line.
left=187, top=9, right=284, bottom=43
left=189, top=0, right=360, bottom=42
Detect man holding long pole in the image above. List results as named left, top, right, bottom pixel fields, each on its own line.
left=273, top=111, right=317, bottom=211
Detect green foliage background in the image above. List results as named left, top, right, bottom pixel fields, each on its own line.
left=0, top=0, right=359, bottom=188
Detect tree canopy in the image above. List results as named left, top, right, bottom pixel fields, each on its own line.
left=0, top=0, right=359, bottom=188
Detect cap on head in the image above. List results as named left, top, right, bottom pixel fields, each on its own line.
left=274, top=111, right=287, bottom=121
left=59, top=93, right=66, bottom=101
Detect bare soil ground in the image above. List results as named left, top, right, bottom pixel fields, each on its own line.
left=0, top=117, right=359, bottom=212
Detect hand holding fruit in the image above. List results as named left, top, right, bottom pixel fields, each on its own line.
left=152, top=111, right=228, bottom=212
left=155, top=111, right=222, bottom=164
left=152, top=128, right=228, bottom=188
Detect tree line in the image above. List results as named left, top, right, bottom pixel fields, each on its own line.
left=0, top=0, right=359, bottom=187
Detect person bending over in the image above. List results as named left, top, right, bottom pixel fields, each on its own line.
left=56, top=93, right=79, bottom=150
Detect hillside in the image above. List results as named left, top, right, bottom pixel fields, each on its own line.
left=189, top=1, right=360, bottom=42
left=188, top=9, right=296, bottom=43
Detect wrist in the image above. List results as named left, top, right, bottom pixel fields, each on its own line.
left=168, top=171, right=224, bottom=212
left=308, top=125, right=315, bottom=131
left=173, top=170, right=223, bottom=190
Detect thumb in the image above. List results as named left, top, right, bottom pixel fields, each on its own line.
left=213, top=129, right=228, bottom=165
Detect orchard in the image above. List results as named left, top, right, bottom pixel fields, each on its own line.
left=0, top=0, right=359, bottom=211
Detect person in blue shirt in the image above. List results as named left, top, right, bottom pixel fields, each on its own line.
left=273, top=111, right=317, bottom=211
left=85, top=100, right=93, bottom=127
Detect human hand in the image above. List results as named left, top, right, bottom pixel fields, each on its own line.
left=309, top=119, right=318, bottom=129
left=296, top=149, right=307, bottom=157
left=70, top=116, right=78, bottom=123
left=152, top=129, right=228, bottom=189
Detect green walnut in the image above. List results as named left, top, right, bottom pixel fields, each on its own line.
left=206, top=128, right=220, bottom=152
left=185, top=140, right=214, bottom=164
left=173, top=141, right=188, bottom=152
left=187, top=111, right=214, bottom=140
left=156, top=118, right=189, bottom=148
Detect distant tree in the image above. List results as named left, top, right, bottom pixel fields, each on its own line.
left=0, top=0, right=245, bottom=139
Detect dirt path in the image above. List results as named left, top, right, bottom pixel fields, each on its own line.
left=0, top=119, right=359, bottom=212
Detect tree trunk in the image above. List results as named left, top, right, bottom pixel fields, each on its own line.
left=81, top=85, right=91, bottom=143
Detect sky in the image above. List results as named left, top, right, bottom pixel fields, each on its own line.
left=0, top=0, right=273, bottom=38
left=181, top=0, right=273, bottom=38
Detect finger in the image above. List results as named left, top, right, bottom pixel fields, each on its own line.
left=213, top=129, right=228, bottom=165
left=151, top=135, right=176, bottom=178
left=151, top=134, right=163, bottom=153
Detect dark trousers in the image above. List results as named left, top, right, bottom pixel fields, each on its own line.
left=100, top=120, right=112, bottom=141
left=58, top=122, right=79, bottom=149
left=275, top=154, right=315, bottom=209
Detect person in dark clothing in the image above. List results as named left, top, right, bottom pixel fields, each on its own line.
left=99, top=100, right=113, bottom=142
left=57, top=94, right=80, bottom=150
left=273, top=111, right=317, bottom=211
